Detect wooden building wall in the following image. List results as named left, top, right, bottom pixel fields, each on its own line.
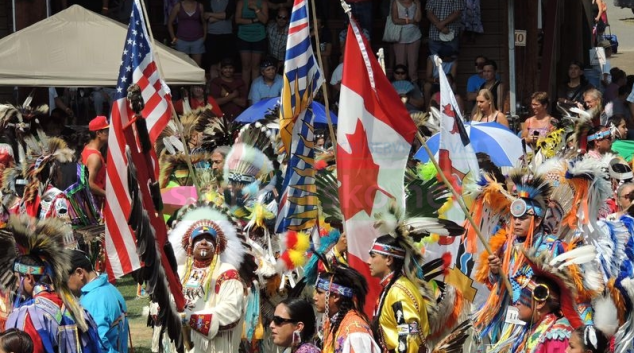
left=0, top=0, right=14, bottom=103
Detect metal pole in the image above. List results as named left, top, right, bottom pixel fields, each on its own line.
left=508, top=0, right=517, bottom=117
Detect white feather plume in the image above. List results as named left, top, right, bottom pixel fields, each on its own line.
left=593, top=294, right=619, bottom=337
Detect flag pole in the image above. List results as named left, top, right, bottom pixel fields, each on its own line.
left=416, top=132, right=513, bottom=294
left=137, top=0, right=202, bottom=197
left=309, top=0, right=337, bottom=156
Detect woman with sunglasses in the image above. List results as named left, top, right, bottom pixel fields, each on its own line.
left=270, top=298, right=319, bottom=353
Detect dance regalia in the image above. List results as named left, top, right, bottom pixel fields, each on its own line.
left=476, top=229, right=563, bottom=343
left=523, top=314, right=572, bottom=353
left=322, top=310, right=380, bottom=353
left=180, top=260, right=245, bottom=353
left=375, top=274, right=429, bottom=353
left=6, top=284, right=101, bottom=353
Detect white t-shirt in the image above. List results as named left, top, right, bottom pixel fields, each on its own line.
left=628, top=83, right=634, bottom=104
left=330, top=63, right=344, bottom=86
left=48, top=87, right=58, bottom=112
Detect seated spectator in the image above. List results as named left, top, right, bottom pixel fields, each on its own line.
left=471, top=89, right=507, bottom=127
left=466, top=56, right=487, bottom=108
left=168, top=0, right=207, bottom=67
left=248, top=58, right=283, bottom=105
left=267, top=7, right=289, bottom=70
left=203, top=0, right=237, bottom=77
left=478, top=60, right=505, bottom=115
left=423, top=45, right=458, bottom=110
left=392, top=64, right=425, bottom=113
left=236, top=0, right=269, bottom=88
left=209, top=58, right=248, bottom=120
left=611, top=85, right=633, bottom=125
left=522, top=91, right=556, bottom=147
left=605, top=68, right=627, bottom=103
left=584, top=88, right=606, bottom=126
left=174, top=85, right=224, bottom=117
left=557, top=60, right=594, bottom=108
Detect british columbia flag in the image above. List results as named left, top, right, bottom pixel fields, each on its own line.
left=275, top=0, right=324, bottom=232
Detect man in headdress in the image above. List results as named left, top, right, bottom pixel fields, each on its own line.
left=3, top=215, right=100, bottom=353
left=475, top=170, right=564, bottom=344
left=367, top=234, right=429, bottom=353
left=169, top=204, right=246, bottom=353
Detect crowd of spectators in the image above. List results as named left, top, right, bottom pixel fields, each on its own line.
left=47, top=0, right=634, bottom=144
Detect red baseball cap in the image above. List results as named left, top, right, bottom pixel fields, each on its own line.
left=88, top=116, right=109, bottom=131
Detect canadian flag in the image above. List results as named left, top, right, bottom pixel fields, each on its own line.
left=336, top=21, right=417, bottom=315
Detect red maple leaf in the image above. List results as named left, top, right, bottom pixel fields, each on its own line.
left=443, top=103, right=460, bottom=134
left=337, top=119, right=391, bottom=219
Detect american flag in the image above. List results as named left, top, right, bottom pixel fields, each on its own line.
left=275, top=0, right=324, bottom=232
left=104, top=0, right=173, bottom=278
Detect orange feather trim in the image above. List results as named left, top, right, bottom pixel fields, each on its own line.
left=474, top=228, right=508, bottom=285
left=607, top=278, right=627, bottom=325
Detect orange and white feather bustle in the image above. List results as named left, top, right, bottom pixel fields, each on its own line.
left=462, top=173, right=512, bottom=256
left=276, top=230, right=310, bottom=289
left=563, top=154, right=612, bottom=234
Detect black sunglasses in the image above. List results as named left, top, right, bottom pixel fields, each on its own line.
left=394, top=71, right=406, bottom=75
left=272, top=316, right=296, bottom=325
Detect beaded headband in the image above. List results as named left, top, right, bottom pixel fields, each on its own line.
left=369, top=240, right=405, bottom=259
left=510, top=198, right=544, bottom=218
left=587, top=130, right=611, bottom=142
left=315, top=277, right=354, bottom=298
left=14, top=262, right=45, bottom=276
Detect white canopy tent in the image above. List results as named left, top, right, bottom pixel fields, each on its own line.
left=0, top=5, right=205, bottom=87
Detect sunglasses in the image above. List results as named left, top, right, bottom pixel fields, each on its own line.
left=272, top=316, right=296, bottom=326
left=277, top=16, right=287, bottom=19
left=394, top=71, right=406, bottom=75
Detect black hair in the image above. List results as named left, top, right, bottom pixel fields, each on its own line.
left=476, top=153, right=505, bottom=183
left=587, top=126, right=608, bottom=150
left=322, top=266, right=369, bottom=349
left=370, top=235, right=405, bottom=339
left=0, top=329, right=34, bottom=353
left=69, top=249, right=94, bottom=274
left=474, top=55, right=488, bottom=65
left=619, top=84, right=632, bottom=97
left=573, top=326, right=611, bottom=353
left=609, top=115, right=626, bottom=129
left=280, top=298, right=317, bottom=343
left=534, top=276, right=561, bottom=315
left=15, top=255, right=47, bottom=283
left=483, top=60, right=497, bottom=71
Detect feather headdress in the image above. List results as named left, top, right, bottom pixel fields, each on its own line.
left=0, top=96, right=49, bottom=165
left=22, top=137, right=76, bottom=205
left=509, top=168, right=553, bottom=216
left=0, top=215, right=89, bottom=331
left=169, top=204, right=245, bottom=270
left=521, top=246, right=596, bottom=329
